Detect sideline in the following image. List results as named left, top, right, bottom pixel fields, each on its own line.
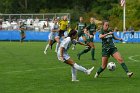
left=128, top=55, right=140, bottom=62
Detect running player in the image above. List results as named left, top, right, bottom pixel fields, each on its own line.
left=44, top=18, right=60, bottom=54
left=19, top=22, right=26, bottom=43
left=94, top=20, right=133, bottom=78
left=72, top=16, right=87, bottom=50
left=77, top=17, right=97, bottom=61
left=57, top=29, right=94, bottom=81
left=50, top=16, right=69, bottom=49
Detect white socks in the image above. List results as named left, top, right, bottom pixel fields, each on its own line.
left=73, top=63, right=87, bottom=73
left=71, top=67, right=77, bottom=80
left=44, top=44, right=50, bottom=51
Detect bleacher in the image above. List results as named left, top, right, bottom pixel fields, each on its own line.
left=0, top=13, right=70, bottom=31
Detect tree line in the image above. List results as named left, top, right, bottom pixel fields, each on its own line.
left=0, top=0, right=140, bottom=30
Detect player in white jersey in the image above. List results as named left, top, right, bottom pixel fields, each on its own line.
left=44, top=18, right=60, bottom=54
left=57, top=29, right=94, bottom=81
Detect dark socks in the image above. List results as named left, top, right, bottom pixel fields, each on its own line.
left=78, top=47, right=90, bottom=56
left=91, top=48, right=95, bottom=60
left=121, top=63, right=129, bottom=73
left=97, top=67, right=105, bottom=75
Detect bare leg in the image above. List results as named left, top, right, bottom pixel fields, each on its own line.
left=44, top=40, right=53, bottom=54
left=54, top=37, right=60, bottom=53
left=94, top=57, right=108, bottom=78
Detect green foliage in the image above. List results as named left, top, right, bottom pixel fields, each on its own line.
left=0, top=0, right=139, bottom=30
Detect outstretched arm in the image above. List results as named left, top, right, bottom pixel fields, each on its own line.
left=77, top=41, right=88, bottom=46
left=113, top=35, right=123, bottom=41
left=73, top=40, right=88, bottom=46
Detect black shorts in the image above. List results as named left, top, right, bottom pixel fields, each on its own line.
left=59, top=30, right=65, bottom=37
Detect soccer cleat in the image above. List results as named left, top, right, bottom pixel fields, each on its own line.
left=72, top=79, right=79, bottom=82
left=77, top=54, right=81, bottom=60
left=94, top=72, right=99, bottom=78
left=55, top=50, right=57, bottom=53
left=86, top=66, right=94, bottom=75
left=44, top=51, right=47, bottom=54
left=127, top=72, right=133, bottom=78
left=85, top=46, right=89, bottom=49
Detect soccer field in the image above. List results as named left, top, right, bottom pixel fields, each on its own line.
left=0, top=42, right=139, bottom=93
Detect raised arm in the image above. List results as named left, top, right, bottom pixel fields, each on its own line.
left=113, top=35, right=123, bottom=41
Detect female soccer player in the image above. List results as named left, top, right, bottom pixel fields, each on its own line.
left=94, top=20, right=133, bottom=78
left=19, top=22, right=26, bottom=43
left=44, top=18, right=60, bottom=54
left=72, top=16, right=87, bottom=50
left=57, top=29, right=94, bottom=81
left=77, top=17, right=96, bottom=61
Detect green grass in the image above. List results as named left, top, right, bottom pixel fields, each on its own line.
left=0, top=42, right=139, bottom=93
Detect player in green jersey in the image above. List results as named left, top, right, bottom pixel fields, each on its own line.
left=72, top=16, right=87, bottom=50
left=94, top=20, right=133, bottom=78
left=77, top=17, right=96, bottom=61
left=19, top=22, right=26, bottom=43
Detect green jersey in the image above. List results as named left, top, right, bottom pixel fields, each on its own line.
left=86, top=23, right=96, bottom=35
left=20, top=24, right=26, bottom=34
left=100, top=28, right=115, bottom=49
left=76, top=22, right=86, bottom=33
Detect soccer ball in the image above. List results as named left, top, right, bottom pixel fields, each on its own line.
left=107, top=62, right=116, bottom=71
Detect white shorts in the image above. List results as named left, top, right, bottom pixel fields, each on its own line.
left=57, top=51, right=70, bottom=62
left=48, top=32, right=59, bottom=40
left=64, top=31, right=68, bottom=37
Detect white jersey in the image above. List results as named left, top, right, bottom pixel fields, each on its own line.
left=48, top=23, right=59, bottom=40
left=57, top=37, right=71, bottom=61
left=57, top=37, right=78, bottom=61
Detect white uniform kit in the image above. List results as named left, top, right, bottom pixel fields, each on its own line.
left=44, top=23, right=60, bottom=54
left=48, top=23, right=59, bottom=40
left=57, top=36, right=94, bottom=81
left=57, top=37, right=71, bottom=61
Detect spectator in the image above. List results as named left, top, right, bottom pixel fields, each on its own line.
left=43, top=18, right=50, bottom=31
left=27, top=17, right=33, bottom=25
left=129, top=26, right=134, bottom=36
left=34, top=17, right=39, bottom=24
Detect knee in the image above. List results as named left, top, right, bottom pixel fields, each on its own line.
left=102, top=65, right=107, bottom=69
left=117, top=58, right=124, bottom=63
left=91, top=45, right=95, bottom=49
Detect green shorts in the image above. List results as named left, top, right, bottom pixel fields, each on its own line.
left=102, top=47, right=118, bottom=57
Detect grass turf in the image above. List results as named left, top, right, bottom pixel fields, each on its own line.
left=0, top=42, right=139, bottom=93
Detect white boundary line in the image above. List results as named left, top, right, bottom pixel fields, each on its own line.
left=128, top=55, right=140, bottom=62
left=5, top=55, right=139, bottom=74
